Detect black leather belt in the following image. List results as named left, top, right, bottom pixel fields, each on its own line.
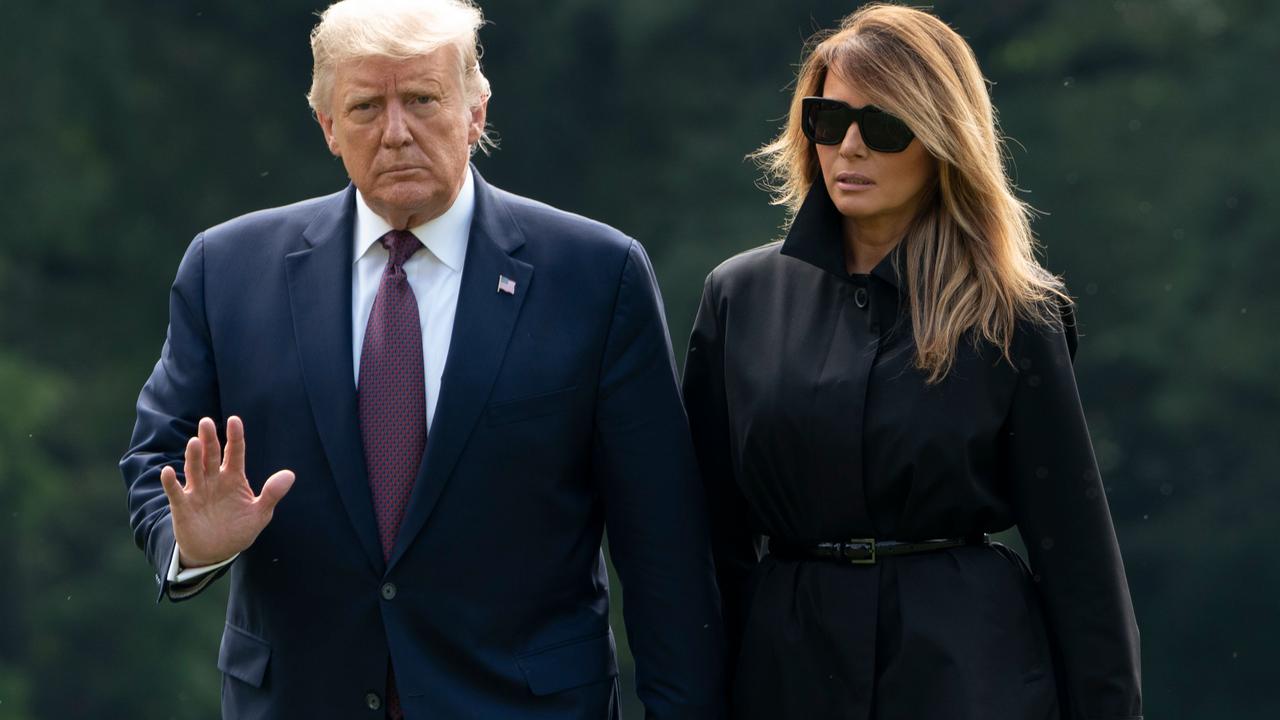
left=769, top=534, right=990, bottom=565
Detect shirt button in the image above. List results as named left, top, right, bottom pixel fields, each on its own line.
left=381, top=582, right=397, bottom=600
left=853, top=287, right=869, bottom=309
left=365, top=692, right=382, bottom=710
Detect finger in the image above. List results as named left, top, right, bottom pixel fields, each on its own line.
left=183, top=436, right=204, bottom=490
left=257, top=469, right=296, bottom=515
left=160, top=465, right=184, bottom=506
left=199, top=417, right=222, bottom=476
left=224, top=416, right=246, bottom=475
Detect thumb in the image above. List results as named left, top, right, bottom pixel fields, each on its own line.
left=257, top=469, right=296, bottom=513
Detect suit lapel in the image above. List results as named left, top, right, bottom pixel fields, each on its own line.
left=285, top=186, right=385, bottom=575
left=388, top=171, right=532, bottom=571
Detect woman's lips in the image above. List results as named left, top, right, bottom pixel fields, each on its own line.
left=835, top=172, right=875, bottom=191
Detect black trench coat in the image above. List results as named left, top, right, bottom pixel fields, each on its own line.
left=682, top=185, right=1142, bottom=720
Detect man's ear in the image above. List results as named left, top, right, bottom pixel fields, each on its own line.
left=316, top=111, right=341, bottom=157
left=466, top=97, right=489, bottom=147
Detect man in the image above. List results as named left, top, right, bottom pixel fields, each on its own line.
left=120, top=1, right=725, bottom=717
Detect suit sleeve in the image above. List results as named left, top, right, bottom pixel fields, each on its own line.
left=592, top=240, right=727, bottom=720
left=681, top=274, right=764, bottom=675
left=1006, top=304, right=1143, bottom=720
left=119, top=234, right=228, bottom=602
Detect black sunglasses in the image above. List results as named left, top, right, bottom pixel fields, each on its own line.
left=801, top=96, right=916, bottom=153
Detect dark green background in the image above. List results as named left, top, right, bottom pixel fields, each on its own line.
left=2, top=0, right=1276, bottom=717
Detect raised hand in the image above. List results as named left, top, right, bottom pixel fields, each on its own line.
left=159, top=416, right=296, bottom=567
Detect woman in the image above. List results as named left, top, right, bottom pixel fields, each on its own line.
left=683, top=5, right=1142, bottom=719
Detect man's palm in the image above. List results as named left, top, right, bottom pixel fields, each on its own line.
left=160, top=416, right=295, bottom=567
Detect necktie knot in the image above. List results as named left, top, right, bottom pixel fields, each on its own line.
left=381, top=229, right=423, bottom=269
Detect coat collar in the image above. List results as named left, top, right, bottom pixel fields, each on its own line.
left=385, top=165, right=531, bottom=572
left=287, top=184, right=387, bottom=573
left=352, top=167, right=474, bottom=272
left=779, top=181, right=905, bottom=291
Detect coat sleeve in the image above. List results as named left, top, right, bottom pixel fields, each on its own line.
left=681, top=273, right=765, bottom=677
left=591, top=240, right=728, bottom=720
left=119, top=234, right=228, bottom=602
left=1006, top=303, right=1143, bottom=720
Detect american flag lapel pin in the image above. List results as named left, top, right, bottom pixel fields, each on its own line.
left=497, top=274, right=517, bottom=295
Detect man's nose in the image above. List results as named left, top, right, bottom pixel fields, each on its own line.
left=381, top=100, right=413, bottom=148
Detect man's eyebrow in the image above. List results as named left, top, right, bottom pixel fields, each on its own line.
left=339, top=73, right=449, bottom=103
left=340, top=89, right=380, bottom=104
left=398, top=79, right=445, bottom=95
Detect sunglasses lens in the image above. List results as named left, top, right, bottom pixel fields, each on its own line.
left=803, top=98, right=915, bottom=151
left=804, top=99, right=852, bottom=145
left=860, top=108, right=914, bottom=152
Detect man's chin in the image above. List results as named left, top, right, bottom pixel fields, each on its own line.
left=363, top=185, right=446, bottom=225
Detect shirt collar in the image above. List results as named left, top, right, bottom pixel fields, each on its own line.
left=352, top=167, right=475, bottom=272
left=779, top=181, right=904, bottom=291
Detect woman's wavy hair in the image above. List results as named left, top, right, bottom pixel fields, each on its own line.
left=752, top=3, right=1069, bottom=382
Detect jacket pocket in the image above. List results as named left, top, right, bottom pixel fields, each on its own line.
left=991, top=542, right=1055, bottom=685
left=516, top=631, right=618, bottom=696
left=217, top=623, right=271, bottom=688
left=486, top=385, right=579, bottom=427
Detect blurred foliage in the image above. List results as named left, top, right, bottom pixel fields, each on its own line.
left=1, top=0, right=1276, bottom=718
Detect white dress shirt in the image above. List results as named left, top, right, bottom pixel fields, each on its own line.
left=167, top=171, right=476, bottom=593
left=352, top=168, right=473, bottom=432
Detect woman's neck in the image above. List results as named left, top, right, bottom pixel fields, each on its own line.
left=842, top=215, right=909, bottom=275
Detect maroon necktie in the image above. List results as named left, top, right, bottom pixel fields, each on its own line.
left=358, top=229, right=425, bottom=720
left=359, top=229, right=427, bottom=557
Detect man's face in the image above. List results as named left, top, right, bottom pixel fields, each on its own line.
left=317, top=47, right=486, bottom=229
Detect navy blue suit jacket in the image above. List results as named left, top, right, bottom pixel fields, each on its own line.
left=121, top=169, right=726, bottom=719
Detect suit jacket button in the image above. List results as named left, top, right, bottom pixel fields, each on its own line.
left=365, top=692, right=382, bottom=710
left=381, top=582, right=397, bottom=600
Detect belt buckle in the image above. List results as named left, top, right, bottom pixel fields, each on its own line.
left=843, top=538, right=876, bottom=565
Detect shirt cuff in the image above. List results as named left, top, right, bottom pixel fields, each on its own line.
left=167, top=542, right=238, bottom=584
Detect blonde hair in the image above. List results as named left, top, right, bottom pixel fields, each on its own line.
left=307, top=0, right=495, bottom=152
left=753, top=3, right=1069, bottom=382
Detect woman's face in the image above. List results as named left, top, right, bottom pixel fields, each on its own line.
left=814, top=71, right=936, bottom=233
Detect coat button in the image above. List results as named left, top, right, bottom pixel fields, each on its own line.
left=365, top=692, right=382, bottom=710
left=381, top=582, right=397, bottom=600
left=853, top=287, right=868, bottom=309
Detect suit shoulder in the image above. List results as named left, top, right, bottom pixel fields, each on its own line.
left=495, top=187, right=632, bottom=254
left=200, top=189, right=347, bottom=249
